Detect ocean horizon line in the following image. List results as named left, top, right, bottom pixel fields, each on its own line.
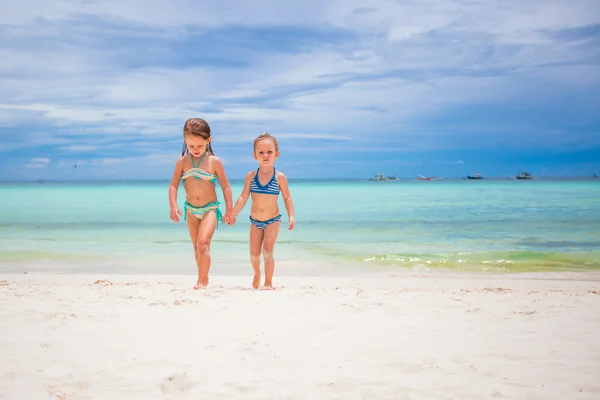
left=1, top=175, right=600, bottom=184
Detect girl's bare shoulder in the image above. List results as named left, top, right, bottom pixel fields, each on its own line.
left=275, top=170, right=287, bottom=180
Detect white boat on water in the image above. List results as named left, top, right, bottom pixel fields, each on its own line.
left=370, top=173, right=401, bottom=181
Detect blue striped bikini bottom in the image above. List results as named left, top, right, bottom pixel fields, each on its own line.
left=249, top=214, right=281, bottom=230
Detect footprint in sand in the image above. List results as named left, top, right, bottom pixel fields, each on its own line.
left=405, top=358, right=440, bottom=373
left=160, top=373, right=197, bottom=394
left=122, top=295, right=145, bottom=300
left=47, top=380, right=88, bottom=400
left=483, top=287, right=511, bottom=293
left=90, top=280, right=113, bottom=287
left=514, top=310, right=537, bottom=315
left=173, top=299, right=199, bottom=306
left=225, top=382, right=251, bottom=394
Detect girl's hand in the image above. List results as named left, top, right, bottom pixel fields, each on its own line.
left=288, top=216, right=295, bottom=230
left=170, top=206, right=183, bottom=222
left=224, top=213, right=236, bottom=226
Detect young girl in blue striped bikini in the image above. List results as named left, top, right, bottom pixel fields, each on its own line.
left=168, top=118, right=234, bottom=289
left=231, top=133, right=295, bottom=289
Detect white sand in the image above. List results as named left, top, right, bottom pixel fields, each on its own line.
left=1, top=272, right=599, bottom=400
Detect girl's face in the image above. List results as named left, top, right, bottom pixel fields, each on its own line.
left=184, top=135, right=210, bottom=158
left=253, top=139, right=279, bottom=167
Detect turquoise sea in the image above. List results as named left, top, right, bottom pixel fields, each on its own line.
left=1, top=179, right=599, bottom=276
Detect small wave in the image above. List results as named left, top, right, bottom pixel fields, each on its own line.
left=0, top=250, right=102, bottom=263
left=5, top=236, right=329, bottom=245
left=360, top=251, right=600, bottom=272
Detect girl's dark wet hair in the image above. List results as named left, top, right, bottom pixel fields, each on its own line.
left=181, top=118, right=214, bottom=156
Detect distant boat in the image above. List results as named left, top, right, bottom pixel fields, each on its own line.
left=370, top=173, right=401, bottom=181
left=516, top=172, right=533, bottom=180
left=370, top=172, right=385, bottom=181
left=467, top=173, right=483, bottom=179
left=418, top=175, right=441, bottom=181
left=417, top=160, right=439, bottom=181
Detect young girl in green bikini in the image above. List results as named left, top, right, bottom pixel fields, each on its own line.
left=168, top=118, right=234, bottom=289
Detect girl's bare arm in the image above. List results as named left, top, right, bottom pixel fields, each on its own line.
left=168, top=157, right=184, bottom=222
left=278, top=172, right=295, bottom=230
left=213, top=156, right=233, bottom=214
left=232, top=171, right=254, bottom=216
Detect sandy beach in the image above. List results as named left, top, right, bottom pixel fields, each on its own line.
left=1, top=272, right=599, bottom=400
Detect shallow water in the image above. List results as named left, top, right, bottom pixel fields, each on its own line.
left=1, top=179, right=598, bottom=275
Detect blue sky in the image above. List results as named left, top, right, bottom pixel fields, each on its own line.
left=1, top=0, right=599, bottom=180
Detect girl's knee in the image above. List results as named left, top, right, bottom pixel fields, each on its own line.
left=263, top=248, right=274, bottom=261
left=250, top=251, right=261, bottom=263
left=197, top=236, right=211, bottom=246
left=195, top=238, right=211, bottom=255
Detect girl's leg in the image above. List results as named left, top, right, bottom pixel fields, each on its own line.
left=195, top=210, right=218, bottom=288
left=249, top=225, right=264, bottom=288
left=262, top=221, right=281, bottom=288
left=185, top=211, right=201, bottom=287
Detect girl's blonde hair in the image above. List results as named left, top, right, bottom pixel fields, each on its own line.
left=253, top=133, right=279, bottom=152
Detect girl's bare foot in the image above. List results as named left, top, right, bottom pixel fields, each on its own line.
left=252, top=273, right=260, bottom=289
left=194, top=278, right=208, bottom=290
left=259, top=283, right=274, bottom=291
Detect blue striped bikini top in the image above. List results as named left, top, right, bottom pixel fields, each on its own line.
left=250, top=168, right=279, bottom=195
left=182, top=152, right=217, bottom=183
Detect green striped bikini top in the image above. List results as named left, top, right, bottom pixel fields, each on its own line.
left=182, top=152, right=217, bottom=183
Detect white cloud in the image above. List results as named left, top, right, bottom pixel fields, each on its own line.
left=58, top=145, right=101, bottom=152
left=6, top=0, right=596, bottom=39
left=24, top=157, right=51, bottom=168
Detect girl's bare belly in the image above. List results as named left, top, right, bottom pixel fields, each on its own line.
left=184, top=181, right=217, bottom=206
left=251, top=194, right=280, bottom=220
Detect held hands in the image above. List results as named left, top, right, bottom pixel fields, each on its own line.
left=288, top=216, right=296, bottom=230
left=170, top=206, right=183, bottom=223
left=223, top=211, right=237, bottom=226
